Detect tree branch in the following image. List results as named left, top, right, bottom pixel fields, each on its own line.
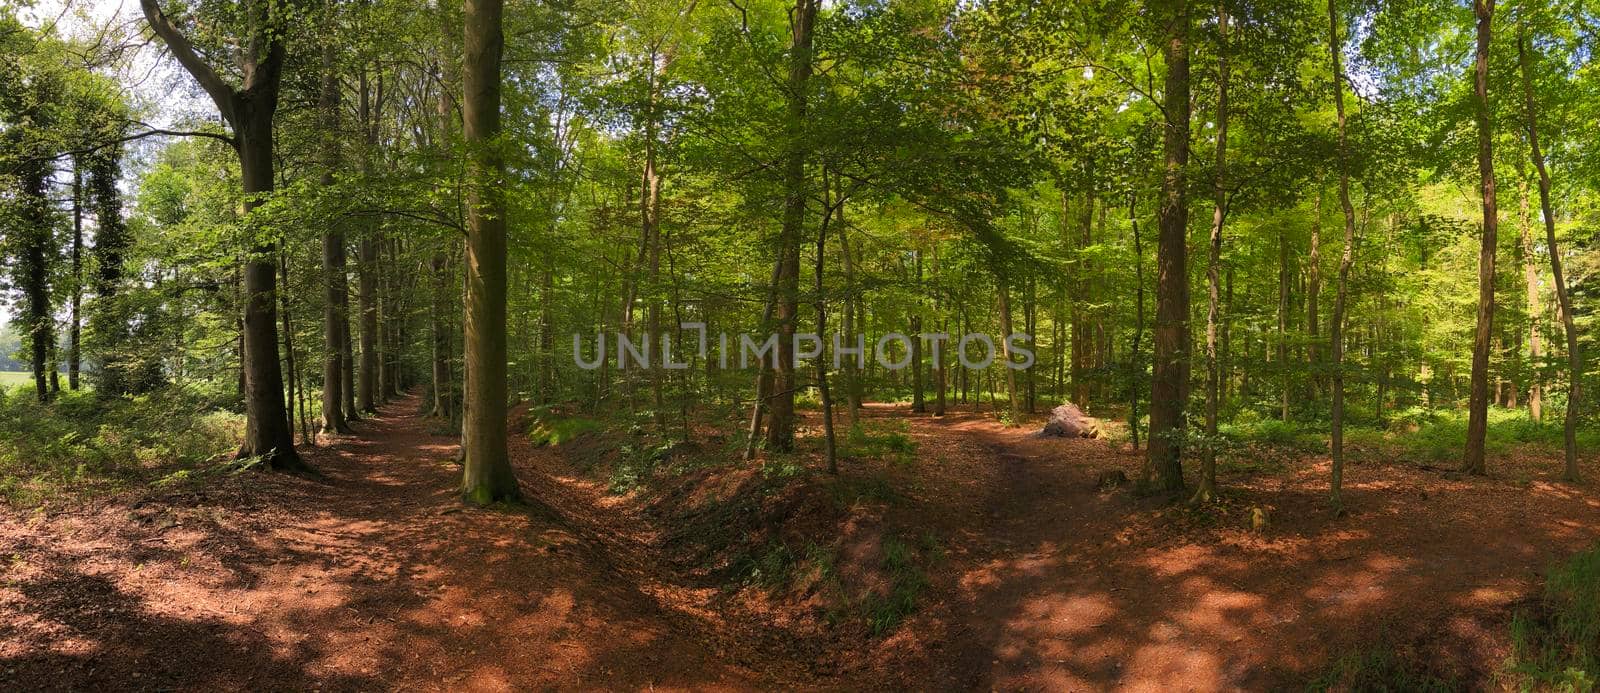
left=139, top=0, right=239, bottom=127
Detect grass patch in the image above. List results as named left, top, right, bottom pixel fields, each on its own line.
left=526, top=412, right=603, bottom=446
left=1306, top=646, right=1456, bottom=692
left=861, top=533, right=939, bottom=635
left=0, top=372, right=34, bottom=387
left=827, top=473, right=899, bottom=507
left=1506, top=543, right=1600, bottom=690
left=843, top=420, right=917, bottom=464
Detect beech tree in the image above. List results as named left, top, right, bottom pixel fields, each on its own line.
left=459, top=0, right=521, bottom=504
left=141, top=0, right=306, bottom=471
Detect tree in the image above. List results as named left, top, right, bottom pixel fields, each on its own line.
left=1194, top=0, right=1230, bottom=505
left=141, top=0, right=306, bottom=471
left=763, top=0, right=820, bottom=453
left=319, top=37, right=352, bottom=435
left=1517, top=19, right=1579, bottom=482
left=1462, top=0, right=1497, bottom=476
left=1326, top=0, right=1359, bottom=509
left=459, top=0, right=521, bottom=505
left=1147, top=0, right=1192, bottom=494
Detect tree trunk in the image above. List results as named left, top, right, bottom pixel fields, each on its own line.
left=1279, top=227, right=1290, bottom=422
left=87, top=150, right=129, bottom=397
left=1328, top=0, right=1359, bottom=507
left=642, top=50, right=666, bottom=428
left=997, top=278, right=1021, bottom=423
left=764, top=0, right=819, bottom=453
left=319, top=42, right=351, bottom=434
left=459, top=0, right=521, bottom=504
left=1195, top=0, right=1228, bottom=505
left=933, top=243, right=947, bottom=417
left=279, top=251, right=302, bottom=443
left=432, top=252, right=456, bottom=419
left=357, top=68, right=382, bottom=414
left=838, top=198, right=862, bottom=423
left=69, top=160, right=83, bottom=391
left=1147, top=0, right=1191, bottom=493
left=1129, top=192, right=1145, bottom=451
left=1462, top=0, right=1497, bottom=476
left=20, top=157, right=51, bottom=403
left=1518, top=171, right=1541, bottom=423
left=1519, top=22, right=1580, bottom=481
left=816, top=198, right=838, bottom=473
left=912, top=247, right=925, bottom=413
left=235, top=103, right=305, bottom=470
left=1307, top=187, right=1322, bottom=399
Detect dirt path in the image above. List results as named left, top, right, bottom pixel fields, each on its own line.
left=862, top=406, right=1600, bottom=689
left=0, top=394, right=757, bottom=691
left=5, top=396, right=1597, bottom=690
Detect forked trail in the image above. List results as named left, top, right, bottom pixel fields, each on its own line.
left=2, top=395, right=1598, bottom=690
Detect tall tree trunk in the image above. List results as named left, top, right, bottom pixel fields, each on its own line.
left=816, top=197, right=838, bottom=474
left=764, top=0, right=819, bottom=452
left=319, top=41, right=351, bottom=434
left=20, top=157, right=51, bottom=403
left=1129, top=192, right=1145, bottom=451
left=87, top=150, right=130, bottom=397
left=69, top=160, right=83, bottom=391
left=279, top=251, right=302, bottom=442
left=234, top=103, right=304, bottom=469
left=1307, top=187, right=1322, bottom=398
left=741, top=257, right=784, bottom=461
left=1518, top=171, right=1541, bottom=423
left=933, top=242, right=947, bottom=417
left=838, top=198, right=862, bottom=424
left=642, top=50, right=666, bottom=428
left=997, top=278, right=1021, bottom=423
left=1328, top=0, right=1359, bottom=507
left=1279, top=227, right=1291, bottom=421
left=459, top=0, right=521, bottom=504
left=1195, top=0, right=1228, bottom=505
left=1519, top=23, right=1580, bottom=481
left=912, top=247, right=925, bottom=413
left=1462, top=0, right=1498, bottom=475
left=1147, top=0, right=1191, bottom=493
left=432, top=252, right=456, bottom=419
left=357, top=67, right=382, bottom=414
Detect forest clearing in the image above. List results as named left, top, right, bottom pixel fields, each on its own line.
left=5, top=0, right=1600, bottom=689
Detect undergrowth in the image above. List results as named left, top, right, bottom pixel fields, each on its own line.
left=525, top=408, right=603, bottom=447
left=745, top=531, right=941, bottom=637
left=1506, top=543, right=1600, bottom=690
left=842, top=420, right=917, bottom=464
left=0, top=385, right=244, bottom=506
left=1306, top=646, right=1457, bottom=692
left=1223, top=407, right=1599, bottom=468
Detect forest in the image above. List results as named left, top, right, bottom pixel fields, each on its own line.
left=3, top=0, right=1600, bottom=688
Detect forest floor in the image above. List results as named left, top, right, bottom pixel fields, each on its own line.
left=3, top=394, right=1598, bottom=690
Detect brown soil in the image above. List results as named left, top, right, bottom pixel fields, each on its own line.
left=3, top=394, right=1597, bottom=690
